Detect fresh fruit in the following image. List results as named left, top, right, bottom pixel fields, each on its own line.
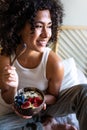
left=14, top=88, right=44, bottom=116
left=21, top=101, right=31, bottom=109
left=14, top=91, right=43, bottom=109
left=27, top=97, right=34, bottom=104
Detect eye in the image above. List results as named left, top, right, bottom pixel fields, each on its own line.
left=47, top=23, right=52, bottom=28
left=35, top=25, right=43, bottom=28
left=47, top=25, right=52, bottom=28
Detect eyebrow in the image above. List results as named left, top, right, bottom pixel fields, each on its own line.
left=35, top=21, right=52, bottom=25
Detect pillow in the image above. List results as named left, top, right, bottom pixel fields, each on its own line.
left=77, top=68, right=87, bottom=84
left=60, top=58, right=79, bottom=91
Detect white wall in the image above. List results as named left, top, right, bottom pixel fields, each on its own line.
left=61, top=0, right=87, bottom=26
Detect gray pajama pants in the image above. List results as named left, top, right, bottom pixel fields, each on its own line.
left=0, top=84, right=87, bottom=130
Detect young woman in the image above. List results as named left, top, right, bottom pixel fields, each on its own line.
left=0, top=0, right=86, bottom=130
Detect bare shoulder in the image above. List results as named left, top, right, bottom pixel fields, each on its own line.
left=47, top=50, right=64, bottom=77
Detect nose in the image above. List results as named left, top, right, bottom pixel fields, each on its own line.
left=41, top=27, right=49, bottom=38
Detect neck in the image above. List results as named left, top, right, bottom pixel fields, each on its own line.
left=17, top=49, right=43, bottom=69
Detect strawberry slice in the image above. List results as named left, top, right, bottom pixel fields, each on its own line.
left=34, top=97, right=43, bottom=104
left=27, top=97, right=34, bottom=104
left=32, top=97, right=43, bottom=107
left=21, top=101, right=31, bottom=109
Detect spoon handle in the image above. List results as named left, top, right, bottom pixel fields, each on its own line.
left=11, top=44, right=26, bottom=65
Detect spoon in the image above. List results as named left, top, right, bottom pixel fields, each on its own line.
left=11, top=43, right=26, bottom=65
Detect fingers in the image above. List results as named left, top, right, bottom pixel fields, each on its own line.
left=12, top=105, right=32, bottom=119
left=2, top=65, right=19, bottom=88
left=3, top=65, right=16, bottom=78
left=43, top=103, right=46, bottom=110
left=4, top=65, right=16, bottom=74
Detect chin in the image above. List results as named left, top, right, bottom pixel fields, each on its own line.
left=40, top=47, right=46, bottom=52
left=37, top=46, right=46, bottom=52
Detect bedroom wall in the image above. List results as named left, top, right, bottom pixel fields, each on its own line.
left=61, top=0, right=87, bottom=26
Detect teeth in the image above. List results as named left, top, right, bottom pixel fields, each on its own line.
left=38, top=41, right=47, bottom=46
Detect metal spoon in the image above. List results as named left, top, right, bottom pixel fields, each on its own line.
left=11, top=43, right=26, bottom=65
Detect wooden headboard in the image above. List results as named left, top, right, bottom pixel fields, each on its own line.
left=50, top=26, right=87, bottom=76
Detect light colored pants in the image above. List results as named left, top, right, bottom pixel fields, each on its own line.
left=0, top=84, right=87, bottom=130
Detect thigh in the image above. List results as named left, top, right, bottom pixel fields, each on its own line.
left=43, top=84, right=87, bottom=117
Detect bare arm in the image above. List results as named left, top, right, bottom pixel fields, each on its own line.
left=0, top=55, right=18, bottom=104
left=45, top=51, right=64, bottom=105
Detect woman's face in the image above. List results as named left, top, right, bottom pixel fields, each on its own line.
left=20, top=10, right=52, bottom=52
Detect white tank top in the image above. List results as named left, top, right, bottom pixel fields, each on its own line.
left=13, top=47, right=51, bottom=91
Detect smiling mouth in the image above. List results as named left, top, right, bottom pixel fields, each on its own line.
left=37, top=41, right=47, bottom=47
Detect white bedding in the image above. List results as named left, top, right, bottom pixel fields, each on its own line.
left=55, top=58, right=87, bottom=130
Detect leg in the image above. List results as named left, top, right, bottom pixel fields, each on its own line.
left=0, top=113, right=35, bottom=130
left=42, top=84, right=87, bottom=130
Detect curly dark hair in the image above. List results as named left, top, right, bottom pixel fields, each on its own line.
left=0, top=0, right=64, bottom=56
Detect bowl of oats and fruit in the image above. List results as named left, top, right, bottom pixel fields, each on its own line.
left=14, top=87, right=45, bottom=116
